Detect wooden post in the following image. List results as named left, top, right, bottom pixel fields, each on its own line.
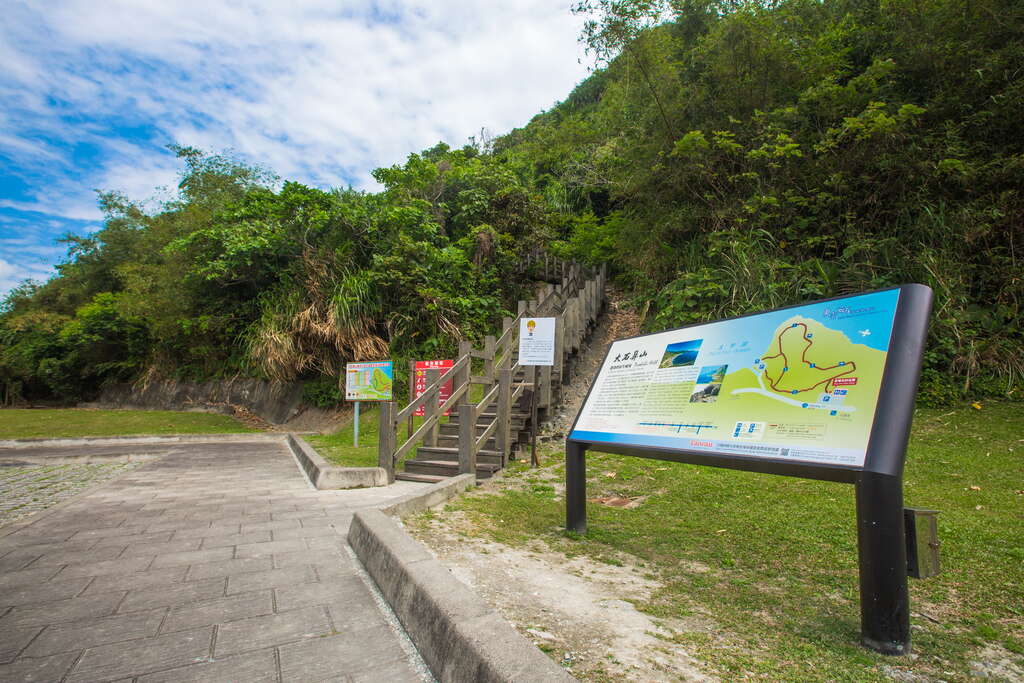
left=483, top=334, right=495, bottom=389
left=407, top=360, right=415, bottom=439
left=496, top=368, right=512, bottom=465
left=377, top=401, right=396, bottom=484
left=458, top=340, right=472, bottom=405
left=458, top=403, right=476, bottom=476
left=423, top=368, right=439, bottom=448
left=530, top=366, right=540, bottom=467
left=554, top=313, right=566, bottom=386
left=517, top=300, right=527, bottom=316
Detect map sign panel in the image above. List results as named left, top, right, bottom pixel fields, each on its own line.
left=345, top=361, right=393, bottom=401
left=413, top=359, right=454, bottom=416
left=570, top=289, right=902, bottom=468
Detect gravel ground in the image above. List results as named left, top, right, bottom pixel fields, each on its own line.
left=0, top=461, right=145, bottom=528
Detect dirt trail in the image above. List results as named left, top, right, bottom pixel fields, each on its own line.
left=540, top=286, right=643, bottom=440
left=406, top=289, right=718, bottom=682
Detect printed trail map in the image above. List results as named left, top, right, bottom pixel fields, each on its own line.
left=570, top=289, right=901, bottom=468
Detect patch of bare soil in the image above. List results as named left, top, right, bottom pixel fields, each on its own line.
left=280, top=404, right=349, bottom=433
left=969, top=645, right=1024, bottom=681
left=407, top=509, right=716, bottom=682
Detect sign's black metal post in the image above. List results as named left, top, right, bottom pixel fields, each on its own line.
left=852, top=282, right=933, bottom=654
left=856, top=470, right=909, bottom=654
left=566, top=441, right=587, bottom=533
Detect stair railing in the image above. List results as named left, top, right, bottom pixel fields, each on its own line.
left=377, top=258, right=607, bottom=482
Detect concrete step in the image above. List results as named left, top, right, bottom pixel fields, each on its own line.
left=402, top=459, right=501, bottom=479
left=394, top=472, right=449, bottom=484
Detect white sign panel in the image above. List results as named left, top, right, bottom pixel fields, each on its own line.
left=519, top=317, right=556, bottom=366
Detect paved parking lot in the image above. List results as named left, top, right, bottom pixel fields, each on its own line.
left=0, top=439, right=433, bottom=682
left=0, top=461, right=145, bottom=527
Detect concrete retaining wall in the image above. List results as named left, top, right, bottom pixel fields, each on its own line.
left=350, top=501, right=576, bottom=683
left=89, top=377, right=305, bottom=425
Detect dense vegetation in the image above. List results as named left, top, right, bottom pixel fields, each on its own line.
left=3, top=0, right=1021, bottom=406
left=0, top=145, right=552, bottom=404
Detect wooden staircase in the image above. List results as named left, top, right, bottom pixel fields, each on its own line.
left=377, top=257, right=606, bottom=485
left=396, top=383, right=533, bottom=483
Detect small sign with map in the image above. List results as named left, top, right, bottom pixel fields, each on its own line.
left=570, top=288, right=906, bottom=469
left=345, top=361, right=393, bottom=401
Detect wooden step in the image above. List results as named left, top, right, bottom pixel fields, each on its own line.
left=445, top=417, right=527, bottom=430
left=447, top=411, right=529, bottom=423
left=402, top=459, right=501, bottom=479
left=436, top=434, right=497, bottom=450
left=416, top=446, right=504, bottom=465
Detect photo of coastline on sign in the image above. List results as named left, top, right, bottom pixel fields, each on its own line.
left=690, top=365, right=727, bottom=403
left=570, top=289, right=902, bottom=468
left=659, top=339, right=703, bottom=368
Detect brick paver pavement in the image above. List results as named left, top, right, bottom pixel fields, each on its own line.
left=0, top=461, right=145, bottom=527
left=0, top=440, right=434, bottom=682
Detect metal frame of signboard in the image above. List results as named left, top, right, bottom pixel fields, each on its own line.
left=565, top=283, right=933, bottom=655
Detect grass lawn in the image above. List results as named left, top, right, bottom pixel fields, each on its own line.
left=0, top=408, right=255, bottom=439
left=424, top=401, right=1024, bottom=682
left=306, top=406, right=385, bottom=468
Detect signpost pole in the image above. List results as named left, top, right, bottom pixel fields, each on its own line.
left=530, top=365, right=539, bottom=467
left=353, top=401, right=360, bottom=447
left=855, top=471, right=910, bottom=655
left=565, top=441, right=587, bottom=533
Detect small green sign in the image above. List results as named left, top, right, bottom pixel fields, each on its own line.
left=345, top=361, right=393, bottom=401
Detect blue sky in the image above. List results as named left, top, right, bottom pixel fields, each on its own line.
left=0, top=1, right=590, bottom=297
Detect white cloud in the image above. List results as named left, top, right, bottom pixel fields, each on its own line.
left=0, top=1, right=590, bottom=298
left=1, top=1, right=588, bottom=189
left=0, top=256, right=57, bottom=297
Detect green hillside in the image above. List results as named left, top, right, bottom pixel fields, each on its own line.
left=3, top=0, right=1021, bottom=407
left=493, top=0, right=1023, bottom=405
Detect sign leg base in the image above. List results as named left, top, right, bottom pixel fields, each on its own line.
left=856, top=471, right=911, bottom=655
left=566, top=442, right=587, bottom=534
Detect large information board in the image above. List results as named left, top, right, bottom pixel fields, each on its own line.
left=566, top=285, right=934, bottom=655
left=571, top=287, right=906, bottom=473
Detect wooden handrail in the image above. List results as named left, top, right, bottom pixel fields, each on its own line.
left=394, top=413, right=440, bottom=462
left=474, top=381, right=501, bottom=420
left=394, top=354, right=468, bottom=423
left=435, top=381, right=469, bottom=417
left=475, top=417, right=499, bottom=452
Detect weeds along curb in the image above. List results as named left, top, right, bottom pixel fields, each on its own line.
left=285, top=433, right=387, bottom=489
left=352, top=474, right=577, bottom=683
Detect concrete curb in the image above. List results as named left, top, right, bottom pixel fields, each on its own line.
left=0, top=433, right=287, bottom=449
left=0, top=452, right=163, bottom=465
left=284, top=433, right=387, bottom=489
left=378, top=473, right=475, bottom=517
left=353, top=479, right=576, bottom=683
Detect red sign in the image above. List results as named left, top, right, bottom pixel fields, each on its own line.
left=832, top=377, right=859, bottom=386
left=413, top=359, right=454, bottom=416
